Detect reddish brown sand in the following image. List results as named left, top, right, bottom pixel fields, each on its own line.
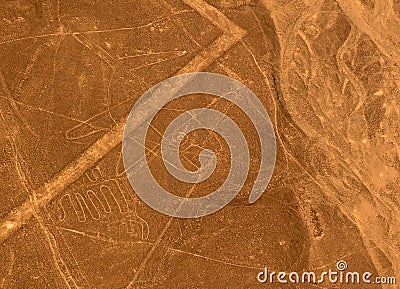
left=0, top=0, right=399, bottom=288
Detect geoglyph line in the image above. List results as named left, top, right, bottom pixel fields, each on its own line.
left=0, top=0, right=247, bottom=248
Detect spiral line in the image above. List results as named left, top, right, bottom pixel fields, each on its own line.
left=336, top=260, right=348, bottom=271
left=122, top=72, right=276, bottom=218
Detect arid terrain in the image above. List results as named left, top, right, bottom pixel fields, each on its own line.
left=0, top=0, right=399, bottom=288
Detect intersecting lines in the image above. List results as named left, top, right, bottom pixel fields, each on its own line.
left=0, top=9, right=195, bottom=47
left=0, top=0, right=247, bottom=248
left=58, top=166, right=149, bottom=241
left=125, top=1, right=248, bottom=288
left=0, top=1, right=251, bottom=288
left=59, top=169, right=129, bottom=223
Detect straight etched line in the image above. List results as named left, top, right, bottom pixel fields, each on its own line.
left=181, top=0, right=245, bottom=36
left=0, top=0, right=247, bottom=252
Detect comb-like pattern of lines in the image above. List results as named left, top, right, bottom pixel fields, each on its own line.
left=58, top=167, right=149, bottom=240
